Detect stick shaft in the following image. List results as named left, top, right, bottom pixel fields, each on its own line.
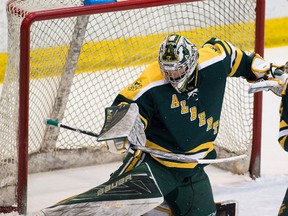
left=44, top=119, right=246, bottom=164
left=45, top=119, right=99, bottom=137
left=133, top=145, right=246, bottom=164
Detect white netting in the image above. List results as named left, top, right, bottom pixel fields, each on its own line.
left=1, top=0, right=257, bottom=209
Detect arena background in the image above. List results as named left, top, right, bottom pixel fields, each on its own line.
left=0, top=0, right=287, bottom=85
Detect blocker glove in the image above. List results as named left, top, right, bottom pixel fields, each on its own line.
left=97, top=103, right=146, bottom=154
left=105, top=115, right=146, bottom=154
left=248, top=57, right=288, bottom=96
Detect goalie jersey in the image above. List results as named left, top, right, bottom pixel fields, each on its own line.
left=279, top=85, right=288, bottom=151
left=112, top=38, right=258, bottom=176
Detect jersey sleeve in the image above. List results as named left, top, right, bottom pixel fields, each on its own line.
left=111, top=91, right=154, bottom=129
left=203, top=38, right=256, bottom=80
left=279, top=85, right=288, bottom=151
left=111, top=62, right=163, bottom=129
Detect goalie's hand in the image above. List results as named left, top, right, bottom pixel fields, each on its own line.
left=106, top=138, right=131, bottom=154
left=249, top=62, right=288, bottom=96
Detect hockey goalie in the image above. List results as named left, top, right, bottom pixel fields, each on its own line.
left=42, top=103, right=237, bottom=216
left=40, top=34, right=286, bottom=216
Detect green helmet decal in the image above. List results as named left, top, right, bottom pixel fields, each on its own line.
left=161, top=34, right=181, bottom=62
left=162, top=43, right=179, bottom=62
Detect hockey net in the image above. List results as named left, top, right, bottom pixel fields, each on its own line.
left=1, top=0, right=263, bottom=213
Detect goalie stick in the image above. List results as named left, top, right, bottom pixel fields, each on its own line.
left=248, top=67, right=288, bottom=95
left=248, top=79, right=282, bottom=94
left=44, top=119, right=246, bottom=164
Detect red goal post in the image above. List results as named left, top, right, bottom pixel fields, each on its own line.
left=2, top=0, right=264, bottom=214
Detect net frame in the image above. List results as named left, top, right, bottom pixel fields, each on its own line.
left=1, top=0, right=265, bottom=214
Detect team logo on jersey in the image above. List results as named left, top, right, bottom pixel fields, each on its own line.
left=208, top=44, right=219, bottom=53
left=128, top=80, right=142, bottom=91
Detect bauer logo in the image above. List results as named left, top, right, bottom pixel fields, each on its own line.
left=128, top=80, right=142, bottom=91
left=97, top=174, right=132, bottom=196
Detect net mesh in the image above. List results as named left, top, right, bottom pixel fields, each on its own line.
left=1, top=0, right=257, bottom=208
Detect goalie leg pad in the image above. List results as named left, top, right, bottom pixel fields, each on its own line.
left=143, top=201, right=173, bottom=216
left=143, top=200, right=238, bottom=216
left=39, top=163, right=163, bottom=216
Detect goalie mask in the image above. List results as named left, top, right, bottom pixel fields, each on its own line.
left=158, top=34, right=198, bottom=93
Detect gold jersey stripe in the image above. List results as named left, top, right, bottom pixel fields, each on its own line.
left=229, top=47, right=244, bottom=77
left=151, top=156, right=198, bottom=168
left=146, top=140, right=215, bottom=169
left=119, top=61, right=164, bottom=100
left=124, top=150, right=143, bottom=173
left=279, top=136, right=287, bottom=150
left=280, top=120, right=288, bottom=128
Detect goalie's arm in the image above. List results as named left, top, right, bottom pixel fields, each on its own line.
left=205, top=39, right=286, bottom=89
left=111, top=62, right=163, bottom=131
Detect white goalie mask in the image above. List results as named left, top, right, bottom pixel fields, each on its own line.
left=158, top=34, right=198, bottom=93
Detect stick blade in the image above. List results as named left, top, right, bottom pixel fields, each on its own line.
left=248, top=80, right=280, bottom=94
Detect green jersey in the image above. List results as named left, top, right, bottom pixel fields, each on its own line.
left=112, top=38, right=256, bottom=174
left=279, top=85, right=288, bottom=151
